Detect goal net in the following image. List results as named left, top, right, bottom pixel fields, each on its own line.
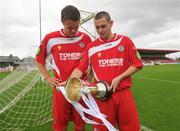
left=0, top=59, right=53, bottom=131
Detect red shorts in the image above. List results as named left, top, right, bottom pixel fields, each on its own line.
left=53, top=88, right=85, bottom=131
left=92, top=88, right=140, bottom=131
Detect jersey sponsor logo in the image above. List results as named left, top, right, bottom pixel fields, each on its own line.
left=59, top=52, right=83, bottom=60
left=98, top=58, right=123, bottom=67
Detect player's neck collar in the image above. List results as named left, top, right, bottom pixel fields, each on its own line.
left=60, top=29, right=79, bottom=37
left=99, top=33, right=117, bottom=43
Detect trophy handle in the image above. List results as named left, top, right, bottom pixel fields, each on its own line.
left=84, top=86, right=99, bottom=93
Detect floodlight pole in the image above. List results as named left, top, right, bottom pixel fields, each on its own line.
left=39, top=0, right=42, bottom=43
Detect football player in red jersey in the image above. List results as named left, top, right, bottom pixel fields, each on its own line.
left=36, top=5, right=91, bottom=131
left=69, top=11, right=143, bottom=131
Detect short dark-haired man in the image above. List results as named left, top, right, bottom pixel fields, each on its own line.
left=36, top=5, right=91, bottom=131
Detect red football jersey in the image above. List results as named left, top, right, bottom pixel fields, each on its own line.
left=36, top=29, right=91, bottom=81
left=77, top=34, right=143, bottom=89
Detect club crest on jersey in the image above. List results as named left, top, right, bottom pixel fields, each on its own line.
left=79, top=42, right=85, bottom=48
left=118, top=45, right=124, bottom=52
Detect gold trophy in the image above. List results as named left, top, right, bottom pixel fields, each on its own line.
left=65, top=77, right=112, bottom=102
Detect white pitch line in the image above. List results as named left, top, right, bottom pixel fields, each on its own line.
left=133, top=76, right=180, bottom=131
left=133, top=76, right=180, bottom=84
left=141, top=125, right=154, bottom=131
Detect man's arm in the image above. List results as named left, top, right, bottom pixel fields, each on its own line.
left=36, top=61, right=60, bottom=87
left=58, top=68, right=84, bottom=86
left=70, top=68, right=84, bottom=78
left=110, top=66, right=141, bottom=92
left=110, top=36, right=143, bottom=92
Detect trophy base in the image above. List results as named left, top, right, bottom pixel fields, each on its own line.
left=95, top=81, right=113, bottom=101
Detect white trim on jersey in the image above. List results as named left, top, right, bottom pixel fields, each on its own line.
left=98, top=34, right=117, bottom=42
left=59, top=30, right=65, bottom=37
left=48, top=56, right=62, bottom=81
left=88, top=36, right=123, bottom=58
left=91, top=66, right=99, bottom=81
left=114, top=34, right=118, bottom=40
left=46, top=34, right=84, bottom=55
left=98, top=37, right=104, bottom=43
left=60, top=29, right=79, bottom=37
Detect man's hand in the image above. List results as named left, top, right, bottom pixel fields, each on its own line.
left=46, top=76, right=61, bottom=88
left=110, top=76, right=122, bottom=92
left=110, top=66, right=140, bottom=92
left=58, top=78, right=88, bottom=87
left=58, top=81, right=66, bottom=86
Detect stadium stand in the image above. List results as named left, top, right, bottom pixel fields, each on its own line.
left=0, top=55, right=21, bottom=72
left=138, top=48, right=180, bottom=65
left=0, top=55, right=37, bottom=72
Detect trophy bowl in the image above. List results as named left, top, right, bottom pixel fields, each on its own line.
left=65, top=77, right=83, bottom=102
left=65, top=78, right=113, bottom=102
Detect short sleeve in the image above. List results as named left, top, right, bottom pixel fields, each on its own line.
left=126, top=36, right=143, bottom=68
left=35, top=35, right=48, bottom=65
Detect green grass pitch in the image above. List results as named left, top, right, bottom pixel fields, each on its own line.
left=0, top=64, right=180, bottom=131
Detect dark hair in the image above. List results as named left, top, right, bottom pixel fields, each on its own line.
left=94, top=11, right=111, bottom=21
left=61, top=5, right=80, bottom=21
